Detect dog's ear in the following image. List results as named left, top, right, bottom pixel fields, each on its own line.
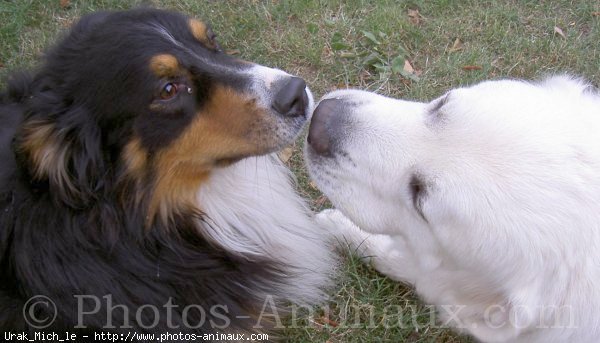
left=11, top=12, right=117, bottom=209
left=17, top=96, right=105, bottom=209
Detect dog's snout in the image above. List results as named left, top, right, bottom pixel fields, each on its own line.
left=272, top=77, right=307, bottom=117
left=307, top=98, right=343, bottom=156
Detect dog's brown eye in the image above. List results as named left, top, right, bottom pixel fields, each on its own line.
left=160, top=83, right=178, bottom=100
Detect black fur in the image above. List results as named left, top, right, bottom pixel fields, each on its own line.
left=0, top=9, right=290, bottom=338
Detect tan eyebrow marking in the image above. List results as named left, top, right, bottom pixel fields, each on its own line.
left=149, top=54, right=180, bottom=78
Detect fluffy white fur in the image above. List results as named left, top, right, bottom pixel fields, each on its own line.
left=305, top=76, right=600, bottom=342
left=190, top=63, right=338, bottom=308
left=198, top=154, right=337, bottom=306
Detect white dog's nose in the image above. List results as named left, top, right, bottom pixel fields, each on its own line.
left=307, top=98, right=342, bottom=156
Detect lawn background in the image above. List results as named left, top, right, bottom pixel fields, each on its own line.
left=1, top=1, right=599, bottom=342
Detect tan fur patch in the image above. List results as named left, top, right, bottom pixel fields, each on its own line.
left=19, top=121, right=74, bottom=194
left=148, top=85, right=275, bottom=225
left=188, top=18, right=217, bottom=49
left=149, top=54, right=180, bottom=78
left=123, top=137, right=148, bottom=177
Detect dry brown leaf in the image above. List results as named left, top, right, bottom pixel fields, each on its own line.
left=462, top=65, right=482, bottom=71
left=60, top=0, right=70, bottom=9
left=448, top=38, right=463, bottom=53
left=317, top=316, right=339, bottom=327
left=277, top=147, right=294, bottom=163
left=225, top=49, right=240, bottom=55
left=403, top=60, right=415, bottom=74
left=553, top=26, right=566, bottom=39
left=407, top=9, right=422, bottom=25
left=592, top=12, right=600, bottom=17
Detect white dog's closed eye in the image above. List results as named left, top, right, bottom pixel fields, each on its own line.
left=306, top=76, right=600, bottom=343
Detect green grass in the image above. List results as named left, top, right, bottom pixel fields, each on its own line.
left=2, top=0, right=599, bottom=342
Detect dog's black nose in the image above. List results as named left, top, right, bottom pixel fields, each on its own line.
left=272, top=77, right=307, bottom=117
left=307, top=98, right=341, bottom=156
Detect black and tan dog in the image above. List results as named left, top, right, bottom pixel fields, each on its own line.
left=0, top=8, right=335, bottom=336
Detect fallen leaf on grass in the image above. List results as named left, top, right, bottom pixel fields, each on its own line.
left=448, top=38, right=463, bottom=53
left=592, top=12, right=600, bottom=17
left=277, top=147, right=294, bottom=163
left=391, top=57, right=420, bottom=82
left=408, top=9, right=422, bottom=25
left=60, top=0, right=70, bottom=9
left=404, top=59, right=422, bottom=77
left=553, top=26, right=566, bottom=39
left=462, top=65, right=482, bottom=71
left=403, top=59, right=415, bottom=74
left=316, top=316, right=339, bottom=327
left=225, top=49, right=240, bottom=55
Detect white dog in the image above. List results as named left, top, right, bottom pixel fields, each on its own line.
left=305, top=76, right=600, bottom=343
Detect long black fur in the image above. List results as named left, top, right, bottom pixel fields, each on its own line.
left=0, top=9, right=290, bottom=337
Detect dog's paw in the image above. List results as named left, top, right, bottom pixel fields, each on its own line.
left=316, top=209, right=355, bottom=236
left=316, top=209, right=372, bottom=250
